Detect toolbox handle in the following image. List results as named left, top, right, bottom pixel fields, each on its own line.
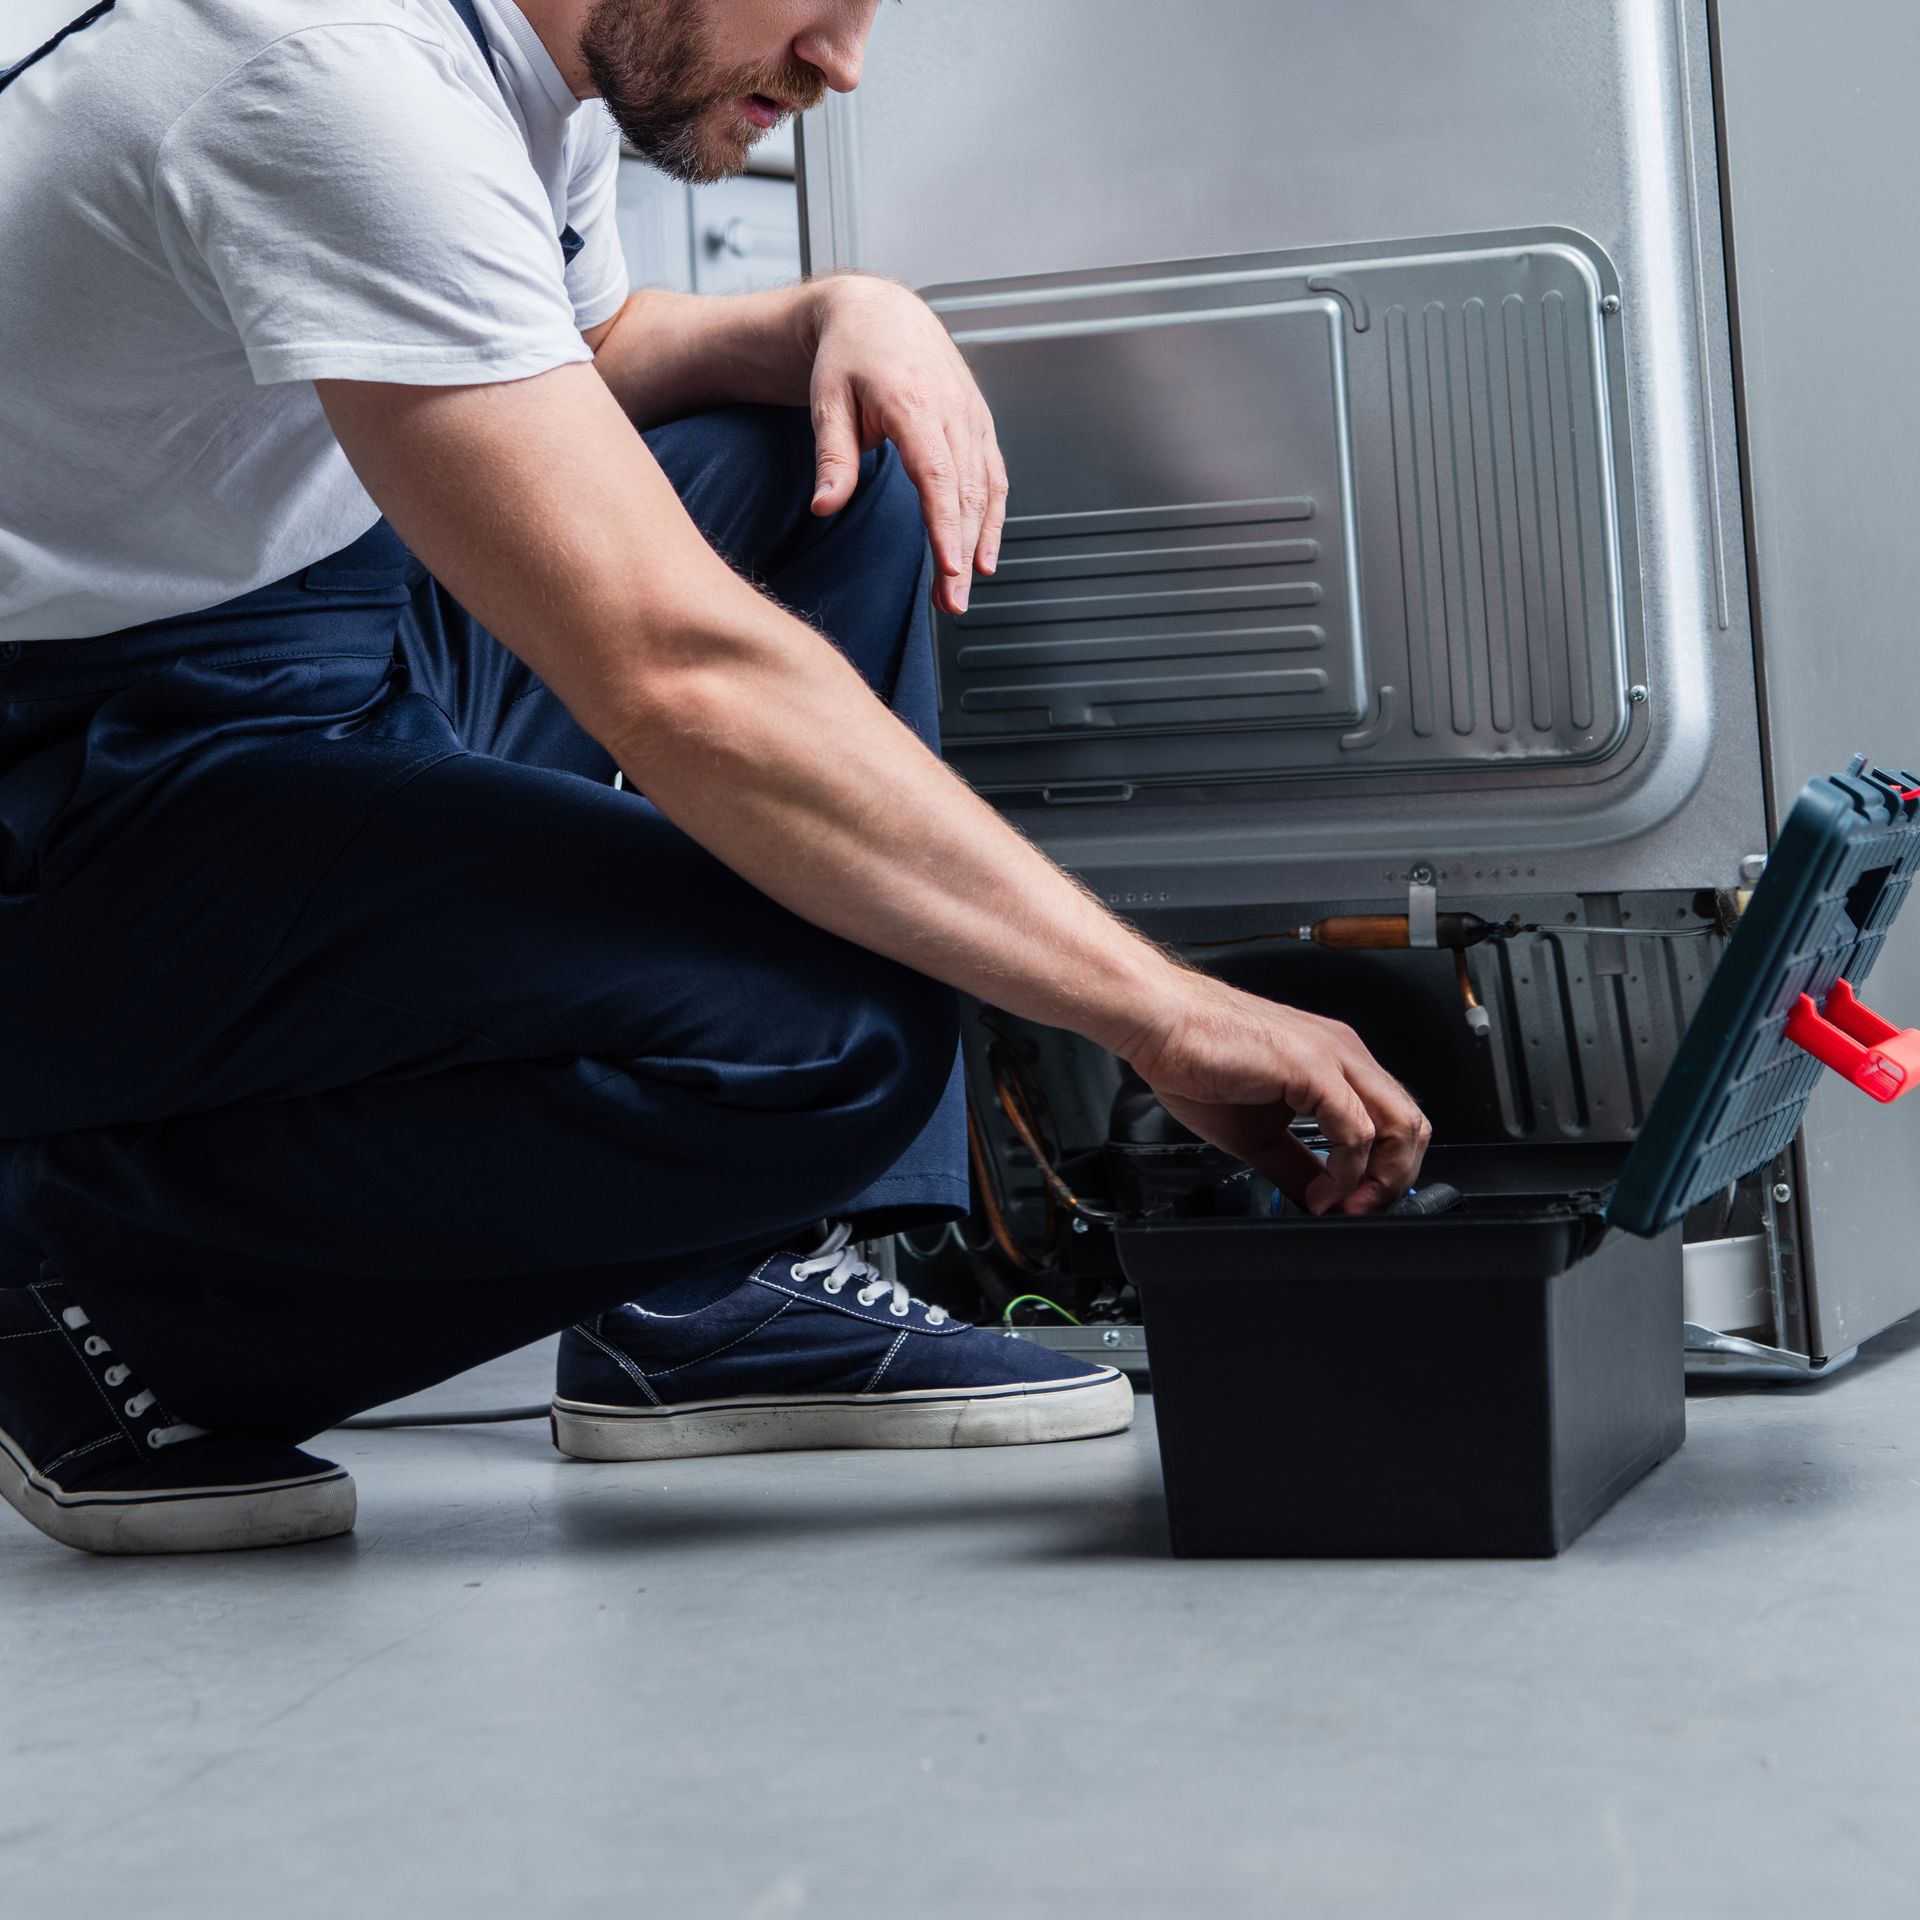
left=1784, top=979, right=1920, bottom=1103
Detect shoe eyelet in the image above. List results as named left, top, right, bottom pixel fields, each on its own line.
left=83, top=1335, right=108, bottom=1356
left=146, top=1430, right=164, bottom=1450
left=104, top=1364, right=129, bottom=1386
left=890, top=1302, right=909, bottom=1318
left=823, top=1278, right=845, bottom=1295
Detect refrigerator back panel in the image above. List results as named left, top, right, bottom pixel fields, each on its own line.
left=799, top=0, right=1766, bottom=904
left=930, top=233, right=1636, bottom=796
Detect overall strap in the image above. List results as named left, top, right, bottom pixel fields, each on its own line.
left=0, top=0, right=120, bottom=97
left=444, top=0, right=500, bottom=78
left=442, top=0, right=585, bottom=265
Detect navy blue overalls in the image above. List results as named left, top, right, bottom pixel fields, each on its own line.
left=0, top=4, right=966, bottom=1438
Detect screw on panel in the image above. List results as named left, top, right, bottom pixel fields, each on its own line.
left=1070, top=1217, right=1089, bottom=1235
left=1740, top=854, right=1768, bottom=886
left=1409, top=863, right=1436, bottom=886
left=1101, top=1328, right=1124, bottom=1349
left=1628, top=684, right=1650, bottom=705
left=1772, top=1183, right=1793, bottom=1205
left=1601, top=293, right=1622, bottom=314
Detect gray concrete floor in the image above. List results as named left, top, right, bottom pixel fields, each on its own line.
left=7, top=1325, right=1920, bottom=1920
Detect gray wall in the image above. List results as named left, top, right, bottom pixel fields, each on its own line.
left=1714, top=0, right=1920, bottom=1351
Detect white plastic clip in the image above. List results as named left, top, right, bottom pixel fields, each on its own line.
left=1407, top=878, right=1439, bottom=950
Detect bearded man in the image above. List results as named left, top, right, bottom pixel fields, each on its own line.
left=0, top=0, right=1427, bottom=1554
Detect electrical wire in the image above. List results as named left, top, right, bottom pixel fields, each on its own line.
left=1178, top=930, right=1306, bottom=950
left=1183, top=921, right=1715, bottom=952
left=895, top=1220, right=959, bottom=1261
left=983, top=1031, right=1063, bottom=1246
left=1522, top=922, right=1715, bottom=941
left=999, top=1292, right=1084, bottom=1330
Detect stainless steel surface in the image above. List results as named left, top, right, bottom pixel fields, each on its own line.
left=1461, top=891, right=1720, bottom=1139
left=1713, top=0, right=1920, bottom=1357
left=799, top=0, right=1766, bottom=906
left=1683, top=1323, right=1860, bottom=1382
left=1005, top=1323, right=1149, bottom=1376
left=925, top=234, right=1640, bottom=799
left=800, top=0, right=1920, bottom=1363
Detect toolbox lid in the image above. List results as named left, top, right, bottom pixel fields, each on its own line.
left=1609, top=762, right=1920, bottom=1238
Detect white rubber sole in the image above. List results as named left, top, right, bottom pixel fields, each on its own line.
left=0, top=1424, right=357, bottom=1555
left=552, top=1368, right=1136, bottom=1462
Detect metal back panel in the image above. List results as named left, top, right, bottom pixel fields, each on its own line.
left=928, top=233, right=1638, bottom=796
left=799, top=0, right=1765, bottom=908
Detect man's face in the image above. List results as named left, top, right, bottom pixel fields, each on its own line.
left=579, top=0, right=868, bottom=184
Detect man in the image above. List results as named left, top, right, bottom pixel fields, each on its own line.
left=0, top=0, right=1429, bottom=1555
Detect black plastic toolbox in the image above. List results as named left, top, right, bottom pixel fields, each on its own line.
left=1115, top=763, right=1920, bottom=1557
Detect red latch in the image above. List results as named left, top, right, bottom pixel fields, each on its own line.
left=1785, top=979, right=1920, bottom=1103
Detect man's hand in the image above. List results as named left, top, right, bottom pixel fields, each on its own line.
left=1114, top=973, right=1432, bottom=1216
left=803, top=275, right=1007, bottom=615
left=584, top=275, right=1004, bottom=615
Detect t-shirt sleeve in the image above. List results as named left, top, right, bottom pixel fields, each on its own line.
left=152, top=23, right=594, bottom=388
left=563, top=104, right=629, bottom=333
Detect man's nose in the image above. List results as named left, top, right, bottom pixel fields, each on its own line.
left=793, top=1, right=879, bottom=94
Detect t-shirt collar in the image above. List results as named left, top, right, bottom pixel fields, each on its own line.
left=473, top=0, right=583, bottom=120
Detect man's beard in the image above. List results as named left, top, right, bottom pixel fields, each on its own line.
left=579, top=0, right=825, bottom=185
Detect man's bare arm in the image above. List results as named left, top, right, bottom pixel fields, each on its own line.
left=317, top=366, right=1430, bottom=1212
left=581, top=285, right=806, bottom=427
left=583, top=276, right=1009, bottom=618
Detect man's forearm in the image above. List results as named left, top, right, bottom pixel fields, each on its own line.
left=588, top=283, right=817, bottom=426
left=605, top=584, right=1180, bottom=1058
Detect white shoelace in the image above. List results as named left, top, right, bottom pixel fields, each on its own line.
left=61, top=1304, right=206, bottom=1449
left=790, top=1222, right=951, bottom=1325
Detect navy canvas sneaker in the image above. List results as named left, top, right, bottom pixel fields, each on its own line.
left=0, top=1270, right=355, bottom=1555
left=553, top=1222, right=1134, bottom=1460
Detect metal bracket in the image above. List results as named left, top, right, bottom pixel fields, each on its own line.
left=1407, top=878, right=1438, bottom=950
left=1683, top=1324, right=1858, bottom=1382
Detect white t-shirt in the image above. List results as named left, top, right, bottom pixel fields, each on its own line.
left=0, top=0, right=628, bottom=642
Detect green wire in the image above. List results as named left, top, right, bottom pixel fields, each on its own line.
left=1000, top=1292, right=1084, bottom=1329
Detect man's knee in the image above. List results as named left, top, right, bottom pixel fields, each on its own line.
left=779, top=958, right=959, bottom=1212
left=641, top=403, right=926, bottom=573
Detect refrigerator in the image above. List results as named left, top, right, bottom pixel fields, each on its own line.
left=796, top=0, right=1920, bottom=1375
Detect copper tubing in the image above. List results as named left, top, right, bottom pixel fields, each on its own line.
left=965, top=1101, right=1038, bottom=1275
left=1306, top=913, right=1498, bottom=951
left=989, top=1049, right=1116, bottom=1224
left=1308, top=914, right=1419, bottom=950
